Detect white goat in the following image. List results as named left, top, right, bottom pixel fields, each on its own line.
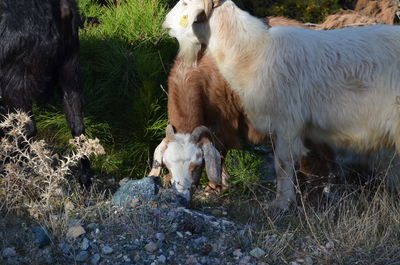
left=163, top=0, right=400, bottom=210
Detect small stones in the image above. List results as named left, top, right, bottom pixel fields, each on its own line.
left=176, top=231, right=184, bottom=238
left=304, top=257, right=313, bottom=264
left=76, top=251, right=89, bottom=262
left=158, top=254, right=167, bottom=264
left=31, top=226, right=51, bottom=248
left=2, top=247, right=16, bottom=257
left=233, top=249, right=243, bottom=258
left=80, top=238, right=90, bottom=250
left=145, top=241, right=158, bottom=253
left=249, top=247, right=266, bottom=259
left=66, top=225, right=86, bottom=239
left=239, top=255, right=252, bottom=265
left=155, top=232, right=165, bottom=241
left=90, top=253, right=101, bottom=265
left=325, top=241, right=335, bottom=249
left=101, top=245, right=113, bottom=255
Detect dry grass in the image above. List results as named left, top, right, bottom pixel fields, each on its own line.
left=0, top=111, right=105, bottom=236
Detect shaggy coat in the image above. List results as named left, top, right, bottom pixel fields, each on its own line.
left=163, top=0, right=400, bottom=209
left=0, top=0, right=90, bottom=185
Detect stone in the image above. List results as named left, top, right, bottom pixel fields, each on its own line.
left=290, top=262, right=301, bottom=265
left=155, top=232, right=165, bottom=241
left=86, top=223, right=98, bottom=232
left=90, top=253, right=101, bottom=265
left=112, top=177, right=160, bottom=207
left=101, top=245, right=113, bottom=255
left=31, top=226, right=51, bottom=248
left=66, top=225, right=86, bottom=239
left=239, top=256, right=252, bottom=265
left=145, top=241, right=158, bottom=253
left=249, top=247, right=266, bottom=259
left=233, top=249, right=243, bottom=257
left=80, top=238, right=90, bottom=250
left=305, top=257, right=313, bottom=264
left=158, top=254, right=167, bottom=264
left=185, top=255, right=198, bottom=265
left=2, top=247, right=16, bottom=257
left=76, top=251, right=89, bottom=262
left=59, top=242, right=72, bottom=255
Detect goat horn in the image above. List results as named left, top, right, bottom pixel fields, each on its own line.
left=190, top=125, right=211, bottom=143
left=203, top=0, right=213, bottom=17
left=166, top=124, right=176, bottom=141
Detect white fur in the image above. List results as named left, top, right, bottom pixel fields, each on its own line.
left=162, top=133, right=203, bottom=201
left=164, top=0, right=400, bottom=209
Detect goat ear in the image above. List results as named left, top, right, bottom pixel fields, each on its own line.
left=148, top=138, right=168, bottom=177
left=200, top=138, right=222, bottom=185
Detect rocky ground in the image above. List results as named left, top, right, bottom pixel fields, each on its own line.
left=1, top=177, right=335, bottom=265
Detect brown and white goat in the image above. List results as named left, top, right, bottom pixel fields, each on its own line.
left=148, top=54, right=266, bottom=204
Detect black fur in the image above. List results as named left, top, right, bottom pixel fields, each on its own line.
left=0, top=0, right=92, bottom=186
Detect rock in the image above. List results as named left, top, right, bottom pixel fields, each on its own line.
left=66, top=225, right=86, bottom=239
left=67, top=219, right=82, bottom=227
left=80, top=238, right=90, bottom=250
left=31, top=226, right=51, bottom=248
left=185, top=255, right=198, bottom=265
left=305, top=257, right=313, bottom=264
left=101, top=245, right=113, bottom=255
left=86, top=223, right=98, bottom=232
left=2, top=247, right=16, bottom=257
left=145, top=241, right=158, bottom=253
left=290, top=262, right=301, bottom=265
left=59, top=242, right=72, bottom=255
left=158, top=254, right=167, bottom=264
left=90, top=253, right=101, bottom=265
left=155, top=232, right=165, bottom=241
left=176, top=231, right=183, bottom=238
left=112, top=177, right=160, bottom=207
left=249, top=247, right=265, bottom=259
left=325, top=241, right=335, bottom=249
left=76, top=251, right=89, bottom=262
left=233, top=249, right=243, bottom=257
left=239, top=256, right=252, bottom=265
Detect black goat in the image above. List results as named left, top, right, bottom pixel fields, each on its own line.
left=0, top=0, right=91, bottom=185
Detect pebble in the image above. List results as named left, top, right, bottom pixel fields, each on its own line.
left=66, top=225, right=86, bottom=239
left=60, top=242, right=72, bottom=255
left=86, top=223, right=98, bottom=232
left=176, top=231, right=184, bottom=238
left=185, top=255, right=198, bottom=265
left=249, top=247, right=266, bottom=259
left=90, top=253, right=101, bottom=265
left=158, top=254, right=167, bottom=263
left=233, top=249, right=243, bottom=257
left=123, top=255, right=131, bottom=262
left=80, top=238, right=90, bottom=250
left=76, top=251, right=89, bottom=262
left=326, top=241, right=335, bottom=249
left=305, top=257, right=313, bottom=264
left=169, top=250, right=175, bottom=256
left=155, top=232, right=165, bottom=241
left=31, top=226, right=51, bottom=248
left=2, top=247, right=16, bottom=257
left=239, top=256, right=252, bottom=265
left=290, top=262, right=301, bottom=265
left=145, top=241, right=158, bottom=253
left=101, top=245, right=113, bottom=255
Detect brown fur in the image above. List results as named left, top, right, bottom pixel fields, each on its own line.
left=168, top=55, right=265, bottom=157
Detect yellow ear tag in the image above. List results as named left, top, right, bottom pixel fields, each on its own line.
left=179, top=15, right=189, bottom=27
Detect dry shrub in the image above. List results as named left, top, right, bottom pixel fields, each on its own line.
left=0, top=111, right=105, bottom=233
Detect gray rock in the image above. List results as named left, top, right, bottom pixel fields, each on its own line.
left=112, top=177, right=160, bottom=206
left=59, top=242, right=72, bottom=255
left=305, top=257, right=313, bottom=264
left=76, top=251, right=89, bottom=262
left=233, top=249, right=243, bottom=257
left=145, top=241, right=158, bottom=253
left=90, top=253, right=101, bottom=265
left=81, top=238, right=90, bottom=250
left=239, top=256, right=252, bottom=265
left=158, top=254, right=167, bottom=264
left=2, top=247, right=16, bottom=257
left=249, top=247, right=265, bottom=259
left=101, top=245, right=113, bottom=255
left=86, top=223, right=98, bottom=232
left=31, top=226, right=51, bottom=248
left=155, top=232, right=165, bottom=241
